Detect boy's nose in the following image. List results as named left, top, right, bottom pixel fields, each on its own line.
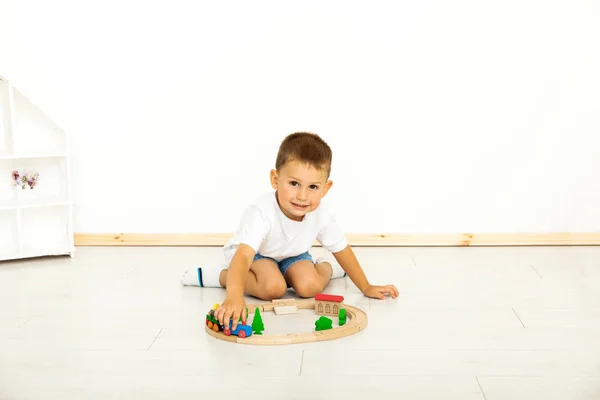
left=298, top=189, right=308, bottom=200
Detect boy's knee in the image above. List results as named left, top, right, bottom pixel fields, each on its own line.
left=259, top=279, right=287, bottom=300
left=293, top=278, right=323, bottom=298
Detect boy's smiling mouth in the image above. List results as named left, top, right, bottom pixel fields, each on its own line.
left=292, top=202, right=308, bottom=209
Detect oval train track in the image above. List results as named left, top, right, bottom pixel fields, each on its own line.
left=204, top=298, right=368, bottom=345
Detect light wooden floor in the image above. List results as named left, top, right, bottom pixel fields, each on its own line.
left=1, top=246, right=599, bottom=399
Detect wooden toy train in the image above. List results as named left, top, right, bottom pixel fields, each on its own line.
left=205, top=304, right=253, bottom=338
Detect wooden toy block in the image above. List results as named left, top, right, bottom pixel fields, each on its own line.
left=270, top=299, right=299, bottom=307
left=274, top=305, right=298, bottom=315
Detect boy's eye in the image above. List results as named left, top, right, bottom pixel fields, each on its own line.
left=289, top=181, right=319, bottom=189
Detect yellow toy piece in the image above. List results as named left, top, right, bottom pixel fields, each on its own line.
left=212, top=303, right=219, bottom=310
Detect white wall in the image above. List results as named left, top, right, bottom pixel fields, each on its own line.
left=2, top=0, right=599, bottom=234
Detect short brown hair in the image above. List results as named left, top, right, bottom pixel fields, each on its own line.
left=275, top=132, right=332, bottom=178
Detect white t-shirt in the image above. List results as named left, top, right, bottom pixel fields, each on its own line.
left=223, top=191, right=348, bottom=265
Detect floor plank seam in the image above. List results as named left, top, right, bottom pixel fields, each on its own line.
left=512, top=308, right=526, bottom=328
left=124, top=268, right=137, bottom=279
left=18, top=318, right=31, bottom=328
left=475, top=376, right=487, bottom=400
left=529, top=264, right=542, bottom=278
left=299, top=350, right=305, bottom=376
left=147, top=328, right=163, bottom=351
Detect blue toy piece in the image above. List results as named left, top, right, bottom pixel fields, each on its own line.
left=205, top=305, right=253, bottom=338
left=224, top=320, right=253, bottom=338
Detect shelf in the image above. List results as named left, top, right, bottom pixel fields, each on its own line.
left=0, top=77, right=74, bottom=261
left=0, top=247, right=74, bottom=262
left=0, top=200, right=70, bottom=211
left=1, top=158, right=68, bottom=205
left=12, top=88, right=67, bottom=154
left=0, top=209, right=19, bottom=259
left=0, top=80, right=14, bottom=155
left=0, top=154, right=67, bottom=160
left=20, top=205, right=72, bottom=257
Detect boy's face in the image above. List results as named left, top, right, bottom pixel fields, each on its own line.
left=270, top=160, right=332, bottom=221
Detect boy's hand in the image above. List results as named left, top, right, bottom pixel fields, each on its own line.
left=361, top=284, right=399, bottom=299
left=215, top=295, right=247, bottom=331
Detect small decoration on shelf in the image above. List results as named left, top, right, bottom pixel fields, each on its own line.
left=11, top=169, right=39, bottom=190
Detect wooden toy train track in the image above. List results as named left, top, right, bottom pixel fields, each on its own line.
left=205, top=298, right=368, bottom=345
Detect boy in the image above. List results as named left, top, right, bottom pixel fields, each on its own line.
left=180, top=132, right=398, bottom=329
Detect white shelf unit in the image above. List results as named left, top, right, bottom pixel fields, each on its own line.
left=0, top=76, right=74, bottom=261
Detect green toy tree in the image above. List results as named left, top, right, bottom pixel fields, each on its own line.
left=339, top=308, right=347, bottom=326
left=315, top=316, right=332, bottom=331
left=252, top=307, right=264, bottom=334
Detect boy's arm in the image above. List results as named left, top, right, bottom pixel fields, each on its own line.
left=225, top=244, right=255, bottom=298
left=332, top=245, right=371, bottom=292
left=215, top=244, right=255, bottom=329
left=333, top=245, right=399, bottom=299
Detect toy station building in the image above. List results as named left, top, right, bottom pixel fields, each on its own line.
left=315, top=294, right=344, bottom=316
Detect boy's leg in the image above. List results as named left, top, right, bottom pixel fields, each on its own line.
left=219, top=258, right=288, bottom=301
left=284, top=260, right=333, bottom=298
left=180, top=264, right=226, bottom=287
left=181, top=259, right=287, bottom=300
left=314, top=255, right=347, bottom=279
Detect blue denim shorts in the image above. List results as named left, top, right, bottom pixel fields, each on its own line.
left=253, top=251, right=314, bottom=276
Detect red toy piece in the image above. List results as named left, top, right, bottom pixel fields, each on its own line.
left=315, top=294, right=344, bottom=303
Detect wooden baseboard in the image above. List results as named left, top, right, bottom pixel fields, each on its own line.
left=73, top=233, right=600, bottom=246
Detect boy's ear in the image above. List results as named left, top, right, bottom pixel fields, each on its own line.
left=270, top=169, right=278, bottom=190
left=322, top=180, right=333, bottom=196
